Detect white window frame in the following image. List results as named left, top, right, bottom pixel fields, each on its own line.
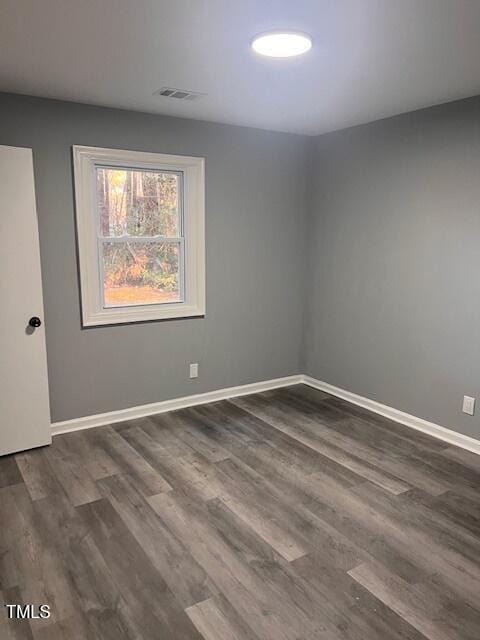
left=73, top=145, right=205, bottom=326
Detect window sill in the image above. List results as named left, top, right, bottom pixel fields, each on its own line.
left=82, top=303, right=205, bottom=327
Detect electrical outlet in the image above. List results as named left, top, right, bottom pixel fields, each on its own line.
left=462, top=395, right=475, bottom=416
left=189, top=363, right=199, bottom=379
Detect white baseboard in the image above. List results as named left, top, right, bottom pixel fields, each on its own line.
left=51, top=375, right=303, bottom=436
left=51, top=372, right=480, bottom=456
left=303, top=375, right=480, bottom=456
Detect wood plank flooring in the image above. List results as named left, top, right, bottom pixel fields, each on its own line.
left=1, top=384, right=479, bottom=639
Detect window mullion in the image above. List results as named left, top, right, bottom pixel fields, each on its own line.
left=97, top=235, right=182, bottom=243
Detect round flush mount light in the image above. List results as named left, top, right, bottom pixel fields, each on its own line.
left=251, top=31, right=312, bottom=58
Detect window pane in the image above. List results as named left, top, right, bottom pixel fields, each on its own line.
left=102, top=241, right=181, bottom=307
left=96, top=167, right=180, bottom=237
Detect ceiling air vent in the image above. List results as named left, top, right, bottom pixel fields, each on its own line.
left=154, top=87, right=206, bottom=101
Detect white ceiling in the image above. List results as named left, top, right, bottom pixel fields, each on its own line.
left=1, top=0, right=480, bottom=135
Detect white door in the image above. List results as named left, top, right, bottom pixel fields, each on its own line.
left=0, top=145, right=51, bottom=455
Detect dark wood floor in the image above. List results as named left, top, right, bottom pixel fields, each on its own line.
left=1, top=385, right=479, bottom=639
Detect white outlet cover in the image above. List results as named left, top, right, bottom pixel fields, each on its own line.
left=189, top=363, right=199, bottom=379
left=462, top=395, right=475, bottom=416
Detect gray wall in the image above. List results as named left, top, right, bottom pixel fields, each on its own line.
left=305, top=95, right=480, bottom=440
left=2, top=90, right=479, bottom=440
left=0, top=93, right=308, bottom=422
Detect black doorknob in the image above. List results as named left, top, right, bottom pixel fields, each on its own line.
left=29, top=316, right=42, bottom=328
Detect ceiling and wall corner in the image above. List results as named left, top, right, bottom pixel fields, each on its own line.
left=0, top=0, right=480, bottom=135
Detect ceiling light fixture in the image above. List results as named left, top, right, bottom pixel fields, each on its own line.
left=251, top=31, right=312, bottom=58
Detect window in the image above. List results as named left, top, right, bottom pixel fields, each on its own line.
left=73, top=146, right=205, bottom=326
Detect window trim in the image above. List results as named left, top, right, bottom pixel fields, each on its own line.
left=73, top=145, right=205, bottom=326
